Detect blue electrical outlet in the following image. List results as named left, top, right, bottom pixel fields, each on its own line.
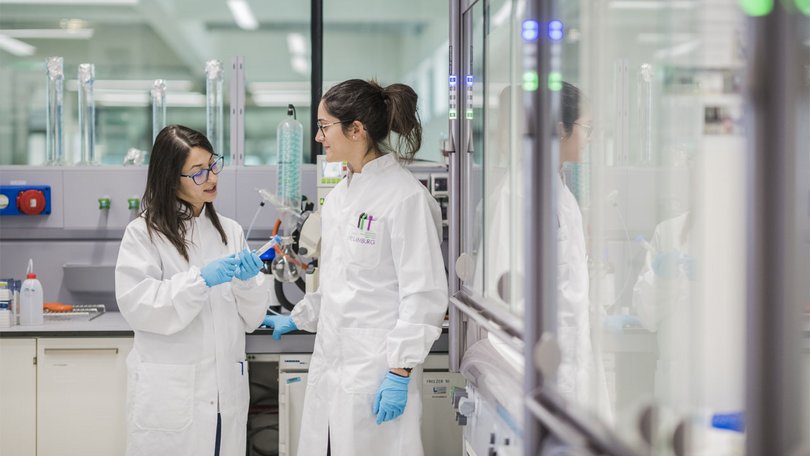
left=0, top=185, right=52, bottom=216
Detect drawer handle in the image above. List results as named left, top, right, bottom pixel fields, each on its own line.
left=44, top=348, right=119, bottom=355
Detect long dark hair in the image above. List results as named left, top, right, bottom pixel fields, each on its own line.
left=561, top=81, right=582, bottom=138
left=141, top=125, right=227, bottom=261
left=322, top=79, right=422, bottom=162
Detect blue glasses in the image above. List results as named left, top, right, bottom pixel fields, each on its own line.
left=180, top=155, right=224, bottom=185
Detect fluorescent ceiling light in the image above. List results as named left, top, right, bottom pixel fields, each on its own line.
left=0, top=29, right=94, bottom=39
left=609, top=1, right=696, bottom=9
left=94, top=89, right=205, bottom=107
left=291, top=56, right=309, bottom=76
left=287, top=33, right=306, bottom=55
left=0, top=0, right=137, bottom=4
left=252, top=91, right=310, bottom=108
left=653, top=39, right=700, bottom=59
left=249, top=81, right=309, bottom=92
left=227, top=0, right=258, bottom=31
left=0, top=34, right=36, bottom=56
left=65, top=79, right=193, bottom=91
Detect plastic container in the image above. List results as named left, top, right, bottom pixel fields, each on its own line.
left=276, top=104, right=303, bottom=211
left=20, top=261, right=43, bottom=326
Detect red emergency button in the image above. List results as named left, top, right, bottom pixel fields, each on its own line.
left=17, top=189, right=46, bottom=215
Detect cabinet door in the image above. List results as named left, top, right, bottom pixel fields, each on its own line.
left=278, top=372, right=308, bottom=456
left=0, top=338, right=36, bottom=456
left=36, top=337, right=133, bottom=456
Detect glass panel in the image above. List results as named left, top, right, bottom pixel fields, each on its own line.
left=0, top=1, right=311, bottom=165
left=561, top=0, right=749, bottom=450
left=464, top=0, right=525, bottom=316
left=321, top=0, right=448, bottom=164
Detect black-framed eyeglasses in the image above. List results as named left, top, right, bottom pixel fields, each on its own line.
left=316, top=119, right=349, bottom=137
left=573, top=122, right=593, bottom=139
left=180, top=154, right=224, bottom=185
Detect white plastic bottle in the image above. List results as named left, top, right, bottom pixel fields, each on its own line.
left=20, top=260, right=43, bottom=326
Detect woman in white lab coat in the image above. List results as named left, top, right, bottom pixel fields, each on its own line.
left=115, top=125, right=270, bottom=456
left=264, top=79, right=448, bottom=455
left=556, top=82, right=611, bottom=418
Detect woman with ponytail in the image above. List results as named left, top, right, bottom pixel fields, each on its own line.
left=265, top=80, right=447, bottom=455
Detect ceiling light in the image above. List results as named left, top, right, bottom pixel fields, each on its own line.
left=287, top=33, right=307, bottom=55
left=252, top=92, right=310, bottom=108
left=0, top=29, right=94, bottom=39
left=65, top=79, right=193, bottom=91
left=227, top=0, right=258, bottom=31
left=291, top=56, right=309, bottom=76
left=0, top=34, right=36, bottom=56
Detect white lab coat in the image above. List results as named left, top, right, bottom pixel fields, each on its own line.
left=556, top=174, right=610, bottom=416
left=115, top=206, right=270, bottom=456
left=291, top=154, right=448, bottom=456
left=632, top=213, right=692, bottom=406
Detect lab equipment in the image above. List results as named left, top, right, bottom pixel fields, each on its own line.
left=77, top=63, right=97, bottom=165
left=271, top=236, right=303, bottom=283
left=373, top=372, right=411, bottom=425
left=262, top=315, right=297, bottom=340
left=200, top=256, right=239, bottom=287
left=0, top=185, right=52, bottom=216
left=20, top=259, right=43, bottom=326
left=151, top=79, right=166, bottom=144
left=45, top=56, right=65, bottom=165
left=205, top=60, right=224, bottom=155
left=235, top=249, right=263, bottom=282
left=255, top=235, right=282, bottom=256
left=276, top=104, right=303, bottom=210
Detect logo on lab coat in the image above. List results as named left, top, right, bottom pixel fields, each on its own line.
left=357, top=212, right=375, bottom=231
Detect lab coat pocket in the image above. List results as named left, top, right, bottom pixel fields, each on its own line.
left=133, top=362, right=195, bottom=432
left=346, top=219, right=384, bottom=269
left=339, top=327, right=388, bottom=395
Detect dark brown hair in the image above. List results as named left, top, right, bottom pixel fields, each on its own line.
left=322, top=79, right=422, bottom=162
left=141, top=125, right=227, bottom=261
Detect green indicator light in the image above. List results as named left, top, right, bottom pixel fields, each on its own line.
left=449, top=109, right=457, bottom=119
left=465, top=109, right=474, bottom=120
left=98, top=197, right=111, bottom=210
left=127, top=197, right=140, bottom=210
left=548, top=72, right=563, bottom=91
left=523, top=72, right=539, bottom=91
left=739, top=0, right=773, bottom=16
left=797, top=0, right=810, bottom=15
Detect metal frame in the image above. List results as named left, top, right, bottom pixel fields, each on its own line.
left=447, top=0, right=464, bottom=373
left=310, top=0, right=323, bottom=164
left=744, top=4, right=808, bottom=454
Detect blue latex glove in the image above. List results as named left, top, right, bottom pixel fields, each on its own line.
left=235, top=249, right=263, bottom=281
left=262, top=315, right=298, bottom=340
left=652, top=251, right=681, bottom=279
left=372, top=372, right=410, bottom=425
left=200, top=256, right=240, bottom=287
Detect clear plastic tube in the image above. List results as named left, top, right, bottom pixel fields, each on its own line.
left=78, top=63, right=97, bottom=165
left=151, top=79, right=167, bottom=144
left=45, top=56, right=65, bottom=166
left=205, top=60, right=224, bottom=155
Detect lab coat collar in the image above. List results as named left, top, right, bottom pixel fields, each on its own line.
left=347, top=153, right=397, bottom=185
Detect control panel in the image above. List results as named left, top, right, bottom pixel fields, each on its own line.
left=0, top=185, right=52, bottom=216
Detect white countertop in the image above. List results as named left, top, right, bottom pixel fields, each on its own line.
left=0, top=311, right=132, bottom=335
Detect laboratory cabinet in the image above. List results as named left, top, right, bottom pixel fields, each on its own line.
left=0, top=337, right=133, bottom=456
left=0, top=338, right=37, bottom=456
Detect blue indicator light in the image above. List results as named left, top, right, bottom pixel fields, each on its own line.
left=548, top=20, right=564, bottom=41
left=449, top=75, right=457, bottom=86
left=522, top=20, right=539, bottom=41
left=465, top=75, right=474, bottom=86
